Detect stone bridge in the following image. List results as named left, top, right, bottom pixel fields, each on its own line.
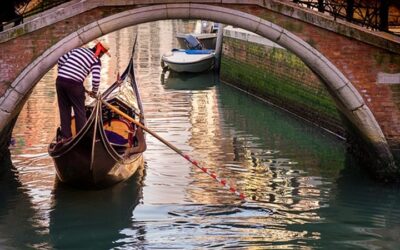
left=1, top=0, right=400, bottom=181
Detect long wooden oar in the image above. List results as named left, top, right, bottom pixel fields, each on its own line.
left=102, top=100, right=248, bottom=200
left=103, top=99, right=274, bottom=215
left=86, top=88, right=144, bottom=119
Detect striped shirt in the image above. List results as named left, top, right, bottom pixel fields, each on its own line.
left=57, top=47, right=102, bottom=93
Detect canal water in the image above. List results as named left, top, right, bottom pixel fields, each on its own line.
left=1, top=20, right=400, bottom=249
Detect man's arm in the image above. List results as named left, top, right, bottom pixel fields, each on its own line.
left=90, top=62, right=101, bottom=94
left=57, top=50, right=72, bottom=70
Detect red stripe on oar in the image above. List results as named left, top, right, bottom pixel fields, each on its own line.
left=101, top=99, right=254, bottom=204
left=195, top=164, right=246, bottom=201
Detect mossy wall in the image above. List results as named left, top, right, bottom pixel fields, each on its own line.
left=220, top=37, right=344, bottom=137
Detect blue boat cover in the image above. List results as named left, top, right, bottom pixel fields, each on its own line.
left=185, top=49, right=213, bottom=54
left=105, top=130, right=129, bottom=146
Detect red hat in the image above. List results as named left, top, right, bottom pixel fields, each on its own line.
left=94, top=42, right=110, bottom=58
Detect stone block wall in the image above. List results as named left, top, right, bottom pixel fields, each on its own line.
left=220, top=37, right=344, bottom=137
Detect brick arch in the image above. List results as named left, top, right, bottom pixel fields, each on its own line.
left=5, top=4, right=396, bottom=173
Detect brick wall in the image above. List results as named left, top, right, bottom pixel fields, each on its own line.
left=221, top=37, right=344, bottom=137
left=0, top=6, right=132, bottom=97
left=231, top=5, right=400, bottom=163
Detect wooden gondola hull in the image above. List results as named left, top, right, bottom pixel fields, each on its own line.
left=49, top=117, right=97, bottom=186
left=48, top=42, right=146, bottom=189
left=49, top=100, right=145, bottom=188
left=51, top=149, right=143, bottom=189
left=96, top=154, right=144, bottom=187
left=52, top=139, right=93, bottom=185
left=51, top=143, right=114, bottom=187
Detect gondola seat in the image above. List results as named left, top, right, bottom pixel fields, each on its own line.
left=103, top=119, right=133, bottom=153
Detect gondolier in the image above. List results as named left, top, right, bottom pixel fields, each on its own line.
left=49, top=41, right=147, bottom=188
left=56, top=41, right=110, bottom=141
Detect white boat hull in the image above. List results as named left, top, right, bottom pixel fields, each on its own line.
left=162, top=51, right=215, bottom=73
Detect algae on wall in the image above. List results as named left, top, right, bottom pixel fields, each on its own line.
left=220, top=37, right=344, bottom=136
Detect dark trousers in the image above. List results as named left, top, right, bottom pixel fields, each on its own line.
left=56, top=78, right=86, bottom=138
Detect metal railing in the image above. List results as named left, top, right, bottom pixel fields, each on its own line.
left=291, top=0, right=400, bottom=34
left=2, top=0, right=399, bottom=35
left=1, top=0, right=71, bottom=32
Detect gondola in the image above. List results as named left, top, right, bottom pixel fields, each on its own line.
left=48, top=44, right=146, bottom=189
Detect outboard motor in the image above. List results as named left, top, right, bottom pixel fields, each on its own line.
left=184, top=35, right=203, bottom=50
left=212, top=23, right=219, bottom=33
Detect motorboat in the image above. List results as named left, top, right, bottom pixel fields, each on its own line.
left=161, top=34, right=215, bottom=73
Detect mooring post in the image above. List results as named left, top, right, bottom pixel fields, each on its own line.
left=214, top=23, right=225, bottom=73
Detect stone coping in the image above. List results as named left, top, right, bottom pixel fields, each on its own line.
left=223, top=26, right=284, bottom=49
left=0, top=0, right=399, bottom=54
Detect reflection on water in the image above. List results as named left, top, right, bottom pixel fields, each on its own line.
left=1, top=20, right=400, bottom=249
left=49, top=166, right=145, bottom=249
left=0, top=153, right=49, bottom=249
left=161, top=70, right=218, bottom=90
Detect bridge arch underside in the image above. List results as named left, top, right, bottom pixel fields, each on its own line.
left=2, top=4, right=399, bottom=180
